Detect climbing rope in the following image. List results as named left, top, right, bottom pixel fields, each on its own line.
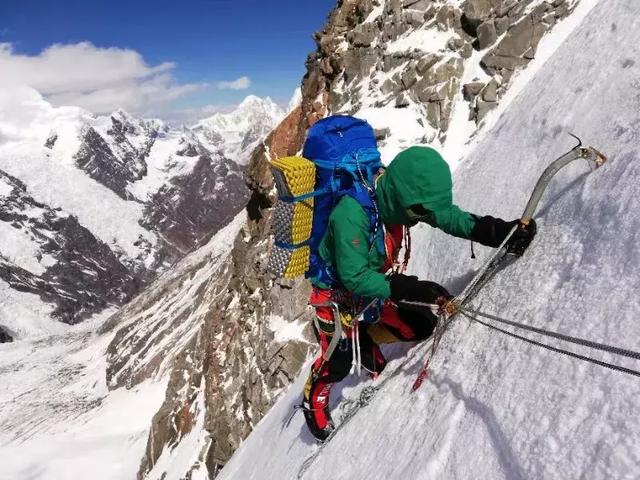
left=461, top=310, right=640, bottom=379
left=462, top=307, right=640, bottom=361
left=412, top=311, right=453, bottom=391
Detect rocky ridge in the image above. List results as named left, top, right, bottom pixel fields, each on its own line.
left=308, top=0, right=578, bottom=137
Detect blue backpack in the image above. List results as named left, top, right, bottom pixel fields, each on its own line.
left=268, top=115, right=384, bottom=291
left=302, top=115, right=384, bottom=287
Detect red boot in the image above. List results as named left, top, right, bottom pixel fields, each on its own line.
left=303, top=373, right=335, bottom=442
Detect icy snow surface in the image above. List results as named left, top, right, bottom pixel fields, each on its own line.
left=219, top=2, right=640, bottom=479
left=0, top=309, right=168, bottom=480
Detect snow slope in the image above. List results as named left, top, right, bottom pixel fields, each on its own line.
left=219, top=1, right=640, bottom=479
left=0, top=309, right=168, bottom=480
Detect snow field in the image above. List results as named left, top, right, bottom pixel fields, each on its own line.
left=0, top=307, right=168, bottom=480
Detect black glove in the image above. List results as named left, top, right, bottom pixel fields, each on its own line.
left=470, top=215, right=537, bottom=252
left=470, top=215, right=517, bottom=248
left=505, top=219, right=537, bottom=256
left=389, top=273, right=451, bottom=305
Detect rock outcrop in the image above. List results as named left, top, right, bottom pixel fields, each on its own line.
left=467, top=0, right=578, bottom=122
left=301, top=0, right=579, bottom=137
left=0, top=326, right=13, bottom=343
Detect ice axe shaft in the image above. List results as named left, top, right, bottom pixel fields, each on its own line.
left=520, top=142, right=608, bottom=225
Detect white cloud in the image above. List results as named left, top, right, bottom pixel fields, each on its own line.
left=216, top=76, right=251, bottom=90
left=0, top=42, right=206, bottom=115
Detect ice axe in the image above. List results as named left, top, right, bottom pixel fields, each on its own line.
left=520, top=133, right=608, bottom=226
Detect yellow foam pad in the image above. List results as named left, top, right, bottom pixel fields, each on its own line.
left=268, top=156, right=316, bottom=279
left=283, top=246, right=310, bottom=279
left=271, top=156, right=316, bottom=197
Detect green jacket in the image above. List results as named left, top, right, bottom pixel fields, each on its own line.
left=317, top=146, right=476, bottom=299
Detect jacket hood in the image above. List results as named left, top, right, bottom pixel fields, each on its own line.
left=375, top=146, right=453, bottom=226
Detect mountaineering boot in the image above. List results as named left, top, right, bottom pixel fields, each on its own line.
left=303, top=373, right=335, bottom=442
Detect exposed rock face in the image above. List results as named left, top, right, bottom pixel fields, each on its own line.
left=304, top=0, right=469, bottom=138
left=460, top=0, right=579, bottom=123
left=142, top=155, right=248, bottom=257
left=74, top=111, right=156, bottom=200
left=301, top=0, right=473, bottom=141
left=301, top=0, right=579, bottom=137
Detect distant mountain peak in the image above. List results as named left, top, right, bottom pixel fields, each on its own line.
left=192, top=95, right=284, bottom=165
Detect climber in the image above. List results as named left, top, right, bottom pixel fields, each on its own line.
left=302, top=145, right=537, bottom=441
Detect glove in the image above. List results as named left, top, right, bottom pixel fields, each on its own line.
left=389, top=273, right=452, bottom=305
left=470, top=215, right=516, bottom=248
left=505, top=219, right=537, bottom=256
left=470, top=216, right=537, bottom=254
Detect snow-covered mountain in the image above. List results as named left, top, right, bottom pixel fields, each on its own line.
left=0, top=90, right=283, bottom=335
left=192, top=95, right=285, bottom=166
left=5, top=1, right=638, bottom=479
left=0, top=216, right=245, bottom=479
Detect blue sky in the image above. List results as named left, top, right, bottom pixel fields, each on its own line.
left=0, top=0, right=336, bottom=119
